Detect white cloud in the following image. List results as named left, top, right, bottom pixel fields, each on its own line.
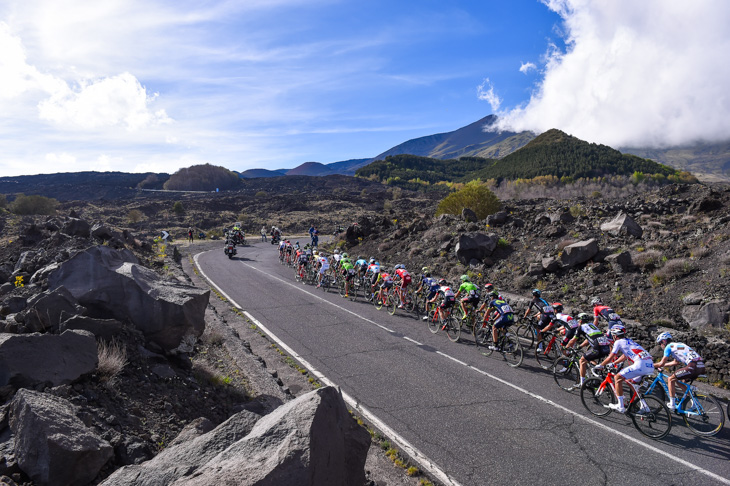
left=477, top=78, right=501, bottom=112
left=38, top=73, right=172, bottom=131
left=495, top=0, right=730, bottom=148
left=519, top=62, right=537, bottom=74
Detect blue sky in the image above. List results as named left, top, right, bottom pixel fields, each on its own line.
left=0, top=1, right=728, bottom=176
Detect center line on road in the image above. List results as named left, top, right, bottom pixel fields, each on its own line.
left=195, top=250, right=730, bottom=486
left=403, top=336, right=422, bottom=345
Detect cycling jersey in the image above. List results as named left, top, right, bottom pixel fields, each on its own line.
left=355, top=259, right=368, bottom=268
left=458, top=282, right=479, bottom=298
left=594, top=305, right=623, bottom=326
left=379, top=272, right=393, bottom=288
left=611, top=338, right=652, bottom=363
left=663, top=342, right=702, bottom=365
left=367, top=263, right=380, bottom=275
left=554, top=312, right=578, bottom=330
left=489, top=298, right=514, bottom=328
left=340, top=259, right=354, bottom=271
left=395, top=268, right=411, bottom=286
left=530, top=297, right=555, bottom=316
left=333, top=253, right=341, bottom=263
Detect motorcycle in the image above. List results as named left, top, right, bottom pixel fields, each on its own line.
left=224, top=240, right=237, bottom=259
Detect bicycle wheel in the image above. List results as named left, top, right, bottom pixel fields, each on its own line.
left=641, top=380, right=668, bottom=404
left=681, top=393, right=725, bottom=436
left=427, top=311, right=440, bottom=334
left=387, top=293, right=398, bottom=315
left=515, top=324, right=535, bottom=349
left=375, top=293, right=384, bottom=310
left=553, top=357, right=580, bottom=392
left=581, top=378, right=614, bottom=417
left=445, top=315, right=461, bottom=343
left=348, top=282, right=359, bottom=301
left=629, top=396, right=672, bottom=440
left=338, top=279, right=346, bottom=297
left=474, top=323, right=491, bottom=348
left=535, top=338, right=561, bottom=370
left=502, top=334, right=523, bottom=368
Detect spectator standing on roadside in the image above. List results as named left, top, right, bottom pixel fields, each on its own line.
left=261, top=226, right=267, bottom=242
left=312, top=226, right=319, bottom=247
left=308, top=224, right=316, bottom=245
left=188, top=227, right=193, bottom=244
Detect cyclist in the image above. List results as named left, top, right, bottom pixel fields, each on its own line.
left=393, top=264, right=412, bottom=308
left=315, top=252, right=330, bottom=288
left=483, top=283, right=504, bottom=301
left=340, top=253, right=355, bottom=297
left=354, top=256, right=368, bottom=278
left=654, top=332, right=706, bottom=411
left=417, top=272, right=440, bottom=320
left=375, top=269, right=394, bottom=305
left=332, top=249, right=342, bottom=271
left=483, top=290, right=515, bottom=351
left=524, top=289, right=556, bottom=349
left=562, top=313, right=612, bottom=388
left=591, top=297, right=623, bottom=330
left=594, top=324, right=654, bottom=413
left=551, top=303, right=577, bottom=337
left=454, top=275, right=480, bottom=319
left=368, top=265, right=381, bottom=300
left=427, top=279, right=455, bottom=323
left=366, top=258, right=380, bottom=277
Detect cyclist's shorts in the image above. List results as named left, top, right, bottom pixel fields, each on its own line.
left=426, top=290, right=438, bottom=300
left=675, top=361, right=705, bottom=381
left=539, top=314, right=553, bottom=328
left=584, top=345, right=610, bottom=362
left=439, top=296, right=455, bottom=309
left=380, top=281, right=393, bottom=289
left=462, top=296, right=480, bottom=307
left=345, top=269, right=356, bottom=281
left=494, top=314, right=514, bottom=329
left=319, top=265, right=329, bottom=274
left=618, top=359, right=654, bottom=381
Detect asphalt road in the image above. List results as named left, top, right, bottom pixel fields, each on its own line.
left=195, top=241, right=730, bottom=486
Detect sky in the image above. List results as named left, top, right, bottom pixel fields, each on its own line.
left=0, top=0, right=728, bottom=177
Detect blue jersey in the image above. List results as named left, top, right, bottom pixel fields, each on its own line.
left=355, top=259, right=367, bottom=268
left=489, top=299, right=514, bottom=317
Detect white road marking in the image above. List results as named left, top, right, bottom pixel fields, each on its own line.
left=404, top=336, right=422, bottom=345
left=194, top=250, right=730, bottom=486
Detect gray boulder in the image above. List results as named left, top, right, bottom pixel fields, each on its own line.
left=18, top=286, right=85, bottom=333
left=600, top=212, right=643, bottom=238
left=0, top=330, right=97, bottom=387
left=101, top=411, right=260, bottom=485
left=461, top=208, right=478, bottom=223
left=169, top=386, right=370, bottom=486
left=605, top=251, right=633, bottom=273
left=541, top=257, right=562, bottom=273
left=455, top=233, right=498, bottom=265
left=59, top=315, right=124, bottom=341
left=560, top=239, right=599, bottom=268
left=61, top=218, right=91, bottom=238
left=682, top=300, right=730, bottom=329
left=486, top=211, right=509, bottom=226
left=47, top=246, right=209, bottom=351
left=10, top=389, right=113, bottom=486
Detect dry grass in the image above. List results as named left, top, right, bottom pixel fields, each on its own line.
left=632, top=250, right=663, bottom=269
left=97, top=339, right=128, bottom=385
left=651, top=258, right=697, bottom=285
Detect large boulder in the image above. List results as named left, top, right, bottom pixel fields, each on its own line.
left=10, top=389, right=113, bottom=486
left=61, top=218, right=91, bottom=238
left=0, top=330, right=97, bottom=387
left=100, top=410, right=261, bottom=485
left=455, top=233, right=498, bottom=265
left=600, top=212, right=643, bottom=238
left=682, top=300, right=730, bottom=329
left=18, top=286, right=85, bottom=333
left=47, top=246, right=209, bottom=351
left=169, top=386, right=370, bottom=486
left=560, top=239, right=599, bottom=268
left=59, top=315, right=124, bottom=341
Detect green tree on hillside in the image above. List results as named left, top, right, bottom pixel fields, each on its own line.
left=10, top=194, right=58, bottom=215
left=435, top=180, right=500, bottom=220
left=163, top=164, right=240, bottom=191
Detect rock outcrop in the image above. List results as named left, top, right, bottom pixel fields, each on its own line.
left=47, top=246, right=209, bottom=351
left=10, top=389, right=113, bottom=486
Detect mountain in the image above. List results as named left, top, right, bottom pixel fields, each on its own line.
left=285, top=162, right=334, bottom=176
left=621, top=141, right=730, bottom=182
left=467, top=129, right=682, bottom=182
left=238, top=168, right=288, bottom=178
left=369, top=115, right=534, bottom=161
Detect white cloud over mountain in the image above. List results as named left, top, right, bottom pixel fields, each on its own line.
left=495, top=0, right=730, bottom=148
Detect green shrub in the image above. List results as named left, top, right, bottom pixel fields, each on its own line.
left=435, top=180, right=500, bottom=220
left=173, top=201, right=184, bottom=216
left=163, top=163, right=240, bottom=191
left=10, top=194, right=58, bottom=215
left=128, top=209, right=143, bottom=223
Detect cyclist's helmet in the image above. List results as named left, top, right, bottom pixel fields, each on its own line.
left=369, top=257, right=375, bottom=264
left=394, top=264, right=404, bottom=270
left=591, top=297, right=602, bottom=306
left=334, top=249, right=340, bottom=254
left=342, top=252, right=348, bottom=258
left=656, top=331, right=672, bottom=344
left=438, top=279, right=447, bottom=286
left=421, top=266, right=429, bottom=273
left=357, top=256, right=364, bottom=261
left=296, top=241, right=299, bottom=245
left=552, top=302, right=563, bottom=313
left=532, top=289, right=541, bottom=297
left=485, top=283, right=494, bottom=291
left=609, top=324, right=626, bottom=339
left=490, top=290, right=499, bottom=299
left=460, top=274, right=470, bottom=282
left=577, top=312, right=591, bottom=323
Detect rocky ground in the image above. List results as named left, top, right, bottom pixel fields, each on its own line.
left=0, top=179, right=729, bottom=485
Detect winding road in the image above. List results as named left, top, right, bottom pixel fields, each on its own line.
left=195, top=241, right=730, bottom=486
